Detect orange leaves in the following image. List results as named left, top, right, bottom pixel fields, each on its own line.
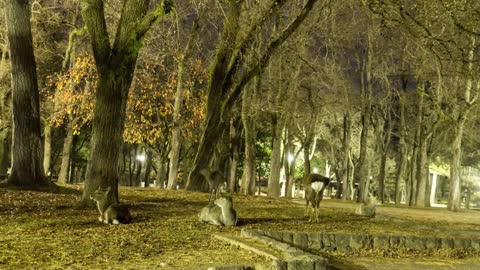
left=45, top=56, right=97, bottom=133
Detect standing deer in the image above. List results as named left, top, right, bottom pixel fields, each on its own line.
left=200, top=168, right=225, bottom=203
left=303, top=173, right=330, bottom=223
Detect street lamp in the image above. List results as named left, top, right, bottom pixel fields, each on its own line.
left=136, top=154, right=146, bottom=162
left=288, top=154, right=294, bottom=164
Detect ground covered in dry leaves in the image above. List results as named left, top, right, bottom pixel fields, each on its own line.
left=0, top=184, right=479, bottom=269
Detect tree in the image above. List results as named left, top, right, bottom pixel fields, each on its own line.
left=79, top=0, right=173, bottom=205
left=5, top=0, right=48, bottom=187
left=186, top=0, right=324, bottom=191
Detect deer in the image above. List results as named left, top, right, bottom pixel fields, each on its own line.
left=199, top=194, right=237, bottom=226
left=90, top=187, right=132, bottom=225
left=355, top=193, right=377, bottom=217
left=200, top=168, right=225, bottom=204
left=303, top=173, right=331, bottom=223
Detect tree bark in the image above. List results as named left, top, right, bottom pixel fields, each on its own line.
left=228, top=117, right=241, bottom=193
left=341, top=111, right=351, bottom=200
left=284, top=129, right=295, bottom=198
left=143, top=149, right=153, bottom=187
left=6, top=0, right=47, bottom=187
left=448, top=115, right=466, bottom=211
left=43, top=125, right=52, bottom=175
left=187, top=0, right=320, bottom=191
left=395, top=90, right=407, bottom=205
left=58, top=122, right=75, bottom=185
left=268, top=115, right=283, bottom=198
left=167, top=59, right=186, bottom=190
left=79, top=0, right=171, bottom=205
left=448, top=37, right=476, bottom=211
left=240, top=75, right=259, bottom=195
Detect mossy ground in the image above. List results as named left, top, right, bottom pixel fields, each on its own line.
left=0, top=184, right=479, bottom=269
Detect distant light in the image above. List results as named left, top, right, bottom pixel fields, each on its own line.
left=313, top=168, right=319, bottom=174
left=137, top=154, right=146, bottom=162
left=288, top=154, right=294, bottom=163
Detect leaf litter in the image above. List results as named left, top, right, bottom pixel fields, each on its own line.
left=0, top=184, right=479, bottom=269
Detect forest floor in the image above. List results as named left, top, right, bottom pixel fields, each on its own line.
left=0, top=184, right=479, bottom=269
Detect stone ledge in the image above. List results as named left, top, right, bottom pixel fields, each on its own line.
left=251, top=230, right=480, bottom=252
left=213, top=231, right=329, bottom=270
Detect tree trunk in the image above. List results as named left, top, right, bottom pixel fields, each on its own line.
left=155, top=157, right=165, bottom=188
left=0, top=45, right=11, bottom=175
left=341, top=111, right=352, bottom=200
left=228, top=117, right=241, bottom=193
left=43, top=125, right=52, bottom=175
left=79, top=0, right=171, bottom=205
left=284, top=129, right=295, bottom=198
left=6, top=0, right=47, bottom=187
left=240, top=76, right=258, bottom=195
left=355, top=35, right=373, bottom=203
left=448, top=37, right=476, bottom=212
left=58, top=122, right=76, bottom=185
left=143, top=149, right=153, bottom=187
left=268, top=115, right=283, bottom=198
left=395, top=92, right=407, bottom=205
left=167, top=60, right=186, bottom=190
left=187, top=0, right=319, bottom=191
left=448, top=113, right=467, bottom=211
left=415, top=128, right=429, bottom=207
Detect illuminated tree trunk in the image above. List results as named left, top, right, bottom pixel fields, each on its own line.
left=448, top=37, right=476, bottom=211
left=395, top=89, right=407, bottom=205
left=284, top=129, right=295, bottom=198
left=268, top=115, right=283, bottom=198
left=240, top=76, right=258, bottom=195
left=79, top=0, right=172, bottom=205
left=167, top=60, right=186, bottom=190
left=43, top=125, right=52, bottom=175
left=6, top=0, right=47, bottom=187
left=58, top=122, right=75, bottom=184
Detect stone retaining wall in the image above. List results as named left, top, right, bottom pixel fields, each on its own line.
left=252, top=230, right=480, bottom=252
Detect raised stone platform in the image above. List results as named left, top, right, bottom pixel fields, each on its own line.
left=253, top=230, right=480, bottom=252
left=213, top=229, right=329, bottom=270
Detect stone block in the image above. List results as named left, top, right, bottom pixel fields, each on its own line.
left=293, top=233, right=308, bottom=249
left=335, top=234, right=351, bottom=252
left=350, top=235, right=371, bottom=250
left=270, top=231, right=283, bottom=242
left=389, top=236, right=404, bottom=249
left=405, top=236, right=426, bottom=251
left=440, top=238, right=454, bottom=249
left=425, top=237, right=441, bottom=250
left=373, top=235, right=390, bottom=250
left=453, top=238, right=471, bottom=250
left=321, top=233, right=336, bottom=248
left=282, top=232, right=294, bottom=245
left=308, top=233, right=323, bottom=250
left=471, top=239, right=480, bottom=250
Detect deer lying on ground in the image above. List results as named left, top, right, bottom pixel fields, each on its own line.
left=304, top=173, right=330, bottom=223
left=200, top=168, right=225, bottom=203
left=355, top=194, right=377, bottom=217
left=199, top=194, right=237, bottom=226
left=90, top=187, right=132, bottom=224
